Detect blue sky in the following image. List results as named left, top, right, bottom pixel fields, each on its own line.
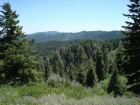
left=0, top=0, right=130, bottom=34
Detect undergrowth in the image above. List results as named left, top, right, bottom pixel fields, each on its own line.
left=0, top=82, right=140, bottom=105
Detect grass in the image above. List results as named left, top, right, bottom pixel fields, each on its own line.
left=0, top=82, right=94, bottom=99
left=35, top=94, right=140, bottom=105
left=0, top=83, right=140, bottom=105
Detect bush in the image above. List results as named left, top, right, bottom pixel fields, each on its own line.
left=47, top=79, right=61, bottom=87
left=92, top=87, right=105, bottom=96
left=124, top=91, right=134, bottom=97
left=46, top=73, right=64, bottom=87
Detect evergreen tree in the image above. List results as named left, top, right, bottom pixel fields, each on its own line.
left=85, top=59, right=98, bottom=87
left=115, top=42, right=124, bottom=74
left=51, top=51, right=64, bottom=77
left=45, top=57, right=50, bottom=81
left=122, top=0, right=140, bottom=94
left=96, top=49, right=105, bottom=81
left=0, top=2, right=42, bottom=84
left=75, top=45, right=87, bottom=66
left=76, top=64, right=86, bottom=85
left=101, top=41, right=109, bottom=78
left=66, top=63, right=76, bottom=81
left=107, top=69, right=121, bottom=96
left=107, top=69, right=127, bottom=96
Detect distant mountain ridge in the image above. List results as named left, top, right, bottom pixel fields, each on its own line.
left=28, top=31, right=60, bottom=36
left=26, top=31, right=124, bottom=43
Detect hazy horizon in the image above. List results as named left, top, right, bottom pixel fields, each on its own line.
left=28, top=30, right=122, bottom=35
left=0, top=0, right=130, bottom=34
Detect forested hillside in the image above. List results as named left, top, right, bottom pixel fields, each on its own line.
left=38, top=39, right=123, bottom=89
left=0, top=1, right=140, bottom=105
left=26, top=31, right=123, bottom=42
left=33, top=39, right=83, bottom=56
left=33, top=38, right=120, bottom=56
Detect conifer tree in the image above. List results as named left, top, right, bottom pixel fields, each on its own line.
left=115, top=42, right=124, bottom=74
left=51, top=51, right=64, bottom=77
left=85, top=59, right=98, bottom=87
left=75, top=45, right=87, bottom=66
left=66, top=63, right=76, bottom=81
left=107, top=69, right=120, bottom=96
left=0, top=2, right=42, bottom=84
left=122, top=0, right=140, bottom=94
left=107, top=69, right=127, bottom=96
left=45, top=58, right=50, bottom=81
left=96, top=49, right=105, bottom=81
left=101, top=41, right=109, bottom=78
left=76, top=64, right=86, bottom=85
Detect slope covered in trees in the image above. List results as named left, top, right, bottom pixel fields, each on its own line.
left=26, top=31, right=124, bottom=42
left=33, top=39, right=83, bottom=56
left=34, top=38, right=120, bottom=56
left=0, top=1, right=140, bottom=104
left=38, top=39, right=121, bottom=88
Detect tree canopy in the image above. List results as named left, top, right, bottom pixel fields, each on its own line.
left=122, top=0, right=140, bottom=94
left=0, top=2, right=43, bottom=85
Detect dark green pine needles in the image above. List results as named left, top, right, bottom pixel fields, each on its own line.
left=0, top=2, right=43, bottom=85
left=122, top=0, right=140, bottom=94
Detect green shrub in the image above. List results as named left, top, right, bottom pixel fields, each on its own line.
left=47, top=79, right=61, bottom=87
left=92, top=87, right=105, bottom=96
left=124, top=91, right=134, bottom=97
left=0, top=84, right=140, bottom=105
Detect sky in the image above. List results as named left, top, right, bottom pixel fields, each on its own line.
left=0, top=0, right=131, bottom=34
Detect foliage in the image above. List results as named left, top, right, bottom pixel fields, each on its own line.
left=96, top=49, right=105, bottom=81
left=0, top=2, right=43, bottom=85
left=46, top=73, right=64, bottom=87
left=122, top=0, right=140, bottom=94
left=44, top=57, right=50, bottom=81
left=50, top=51, right=64, bottom=76
left=85, top=60, right=98, bottom=87
left=0, top=83, right=139, bottom=105
left=34, top=39, right=82, bottom=56
left=0, top=1, right=140, bottom=104
left=115, top=41, right=124, bottom=74
left=107, top=69, right=127, bottom=97
left=26, top=30, right=123, bottom=43
left=37, top=39, right=120, bottom=87
left=101, top=41, right=109, bottom=77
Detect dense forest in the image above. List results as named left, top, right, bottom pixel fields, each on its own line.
left=37, top=39, right=124, bottom=93
left=0, top=1, right=140, bottom=104
left=26, top=30, right=123, bottom=43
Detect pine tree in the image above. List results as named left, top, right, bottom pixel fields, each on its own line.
left=45, top=57, right=50, bottom=81
left=96, top=49, right=105, bottom=81
left=76, top=64, right=86, bottom=85
left=101, top=41, right=109, bottom=78
left=75, top=45, right=87, bottom=66
left=85, top=59, right=98, bottom=87
left=66, top=63, right=76, bottom=81
left=0, top=2, right=42, bottom=84
left=107, top=69, right=120, bottom=96
left=122, top=0, right=140, bottom=94
left=107, top=69, right=127, bottom=97
left=51, top=51, right=64, bottom=77
left=115, top=42, right=124, bottom=74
